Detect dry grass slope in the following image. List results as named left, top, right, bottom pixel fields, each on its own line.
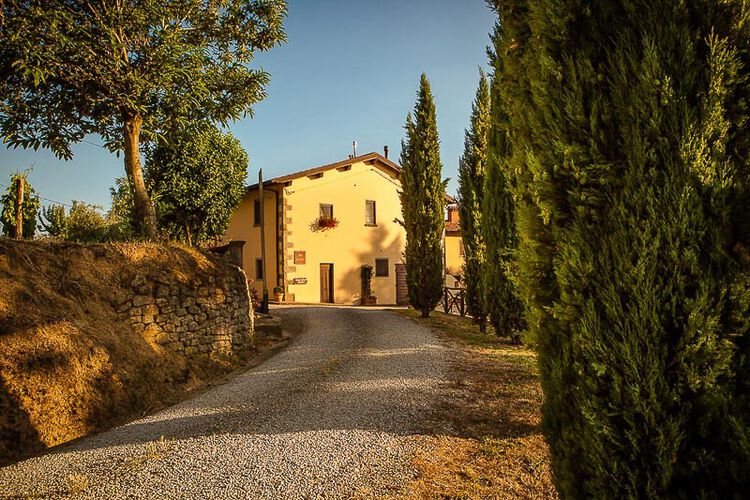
left=395, top=309, right=558, bottom=499
left=0, top=239, right=253, bottom=465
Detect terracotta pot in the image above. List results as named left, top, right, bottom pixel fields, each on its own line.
left=361, top=296, right=377, bottom=306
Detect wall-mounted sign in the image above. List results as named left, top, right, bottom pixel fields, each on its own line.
left=294, top=250, right=306, bottom=265
left=291, top=277, right=308, bottom=285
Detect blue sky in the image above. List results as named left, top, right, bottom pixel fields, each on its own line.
left=0, top=0, right=496, bottom=210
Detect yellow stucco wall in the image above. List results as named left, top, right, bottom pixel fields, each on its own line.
left=223, top=188, right=279, bottom=294
left=445, top=233, right=464, bottom=276
left=283, top=161, right=406, bottom=304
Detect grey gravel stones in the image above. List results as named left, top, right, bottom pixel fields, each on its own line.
left=0, top=306, right=448, bottom=499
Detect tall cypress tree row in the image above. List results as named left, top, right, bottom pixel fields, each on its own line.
left=458, top=69, right=491, bottom=332
left=492, top=0, right=750, bottom=496
left=400, top=73, right=446, bottom=318
left=482, top=23, right=525, bottom=341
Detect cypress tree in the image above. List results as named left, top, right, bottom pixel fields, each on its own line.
left=400, top=73, right=445, bottom=318
left=482, top=23, right=525, bottom=341
left=493, top=0, right=750, bottom=497
left=458, top=69, right=491, bottom=332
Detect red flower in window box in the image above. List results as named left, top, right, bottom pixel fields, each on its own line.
left=317, top=217, right=339, bottom=230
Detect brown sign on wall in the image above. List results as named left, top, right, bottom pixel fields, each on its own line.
left=294, top=250, right=306, bottom=265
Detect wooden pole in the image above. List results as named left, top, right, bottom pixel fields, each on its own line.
left=15, top=175, right=24, bottom=239
left=258, top=169, right=269, bottom=313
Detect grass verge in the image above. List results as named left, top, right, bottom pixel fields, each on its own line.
left=394, top=308, right=557, bottom=499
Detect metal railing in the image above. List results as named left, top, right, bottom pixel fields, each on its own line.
left=442, top=286, right=466, bottom=316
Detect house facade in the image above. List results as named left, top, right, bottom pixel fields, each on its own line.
left=223, top=151, right=466, bottom=306
left=444, top=204, right=465, bottom=288
left=223, top=152, right=409, bottom=305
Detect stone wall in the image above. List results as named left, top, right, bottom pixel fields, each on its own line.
left=115, top=264, right=253, bottom=356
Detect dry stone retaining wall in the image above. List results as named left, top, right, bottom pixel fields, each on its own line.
left=116, top=266, right=253, bottom=356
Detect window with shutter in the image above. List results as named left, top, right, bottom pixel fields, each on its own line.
left=375, top=258, right=389, bottom=277
left=365, top=200, right=376, bottom=226
left=253, top=199, right=261, bottom=226
left=320, top=204, right=333, bottom=219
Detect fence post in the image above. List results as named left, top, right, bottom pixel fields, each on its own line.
left=15, top=175, right=24, bottom=239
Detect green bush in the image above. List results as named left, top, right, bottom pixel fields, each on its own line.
left=64, top=202, right=109, bottom=243
left=492, top=0, right=750, bottom=497
left=39, top=204, right=67, bottom=237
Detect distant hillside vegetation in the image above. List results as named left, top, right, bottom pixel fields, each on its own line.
left=0, top=240, right=252, bottom=465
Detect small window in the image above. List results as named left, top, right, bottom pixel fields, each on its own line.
left=253, top=199, right=261, bottom=226
left=365, top=200, right=376, bottom=226
left=375, top=258, right=389, bottom=277
left=255, top=258, right=264, bottom=280
left=320, top=204, right=333, bottom=219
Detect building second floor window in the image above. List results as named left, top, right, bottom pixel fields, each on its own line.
left=365, top=200, right=376, bottom=226
left=375, top=258, right=389, bottom=277
left=253, top=199, right=261, bottom=226
left=320, top=203, right=333, bottom=219
left=255, top=258, right=264, bottom=280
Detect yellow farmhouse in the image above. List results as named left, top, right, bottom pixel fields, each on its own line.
left=222, top=151, right=463, bottom=305
left=444, top=204, right=465, bottom=288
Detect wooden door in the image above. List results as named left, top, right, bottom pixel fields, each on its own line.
left=320, top=263, right=333, bottom=303
left=395, top=263, right=408, bottom=305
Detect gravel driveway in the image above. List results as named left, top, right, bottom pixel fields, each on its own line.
left=0, top=306, right=449, bottom=499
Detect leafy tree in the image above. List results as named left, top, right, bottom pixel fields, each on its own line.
left=0, top=0, right=287, bottom=239
left=482, top=23, right=525, bottom=342
left=492, top=0, right=750, bottom=496
left=458, top=69, right=490, bottom=332
left=39, top=204, right=67, bottom=237
left=145, top=124, right=248, bottom=245
left=108, top=177, right=136, bottom=233
left=0, top=172, right=39, bottom=239
left=65, top=201, right=109, bottom=243
left=400, top=74, right=445, bottom=318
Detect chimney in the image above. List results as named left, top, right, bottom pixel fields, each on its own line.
left=384, top=145, right=389, bottom=159
left=352, top=140, right=357, bottom=157
left=448, top=206, right=460, bottom=222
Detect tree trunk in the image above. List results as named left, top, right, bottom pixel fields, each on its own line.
left=421, top=308, right=430, bottom=318
left=184, top=220, right=192, bottom=247
left=123, top=112, right=158, bottom=240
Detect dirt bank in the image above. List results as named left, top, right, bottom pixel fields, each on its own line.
left=0, top=239, right=254, bottom=465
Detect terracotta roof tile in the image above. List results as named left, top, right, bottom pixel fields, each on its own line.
left=246, top=152, right=456, bottom=204
left=445, top=220, right=461, bottom=233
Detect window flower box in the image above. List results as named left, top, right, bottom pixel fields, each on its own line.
left=317, top=217, right=339, bottom=230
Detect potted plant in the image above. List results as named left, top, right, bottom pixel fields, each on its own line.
left=273, top=286, right=284, bottom=303
left=360, top=265, right=377, bottom=306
